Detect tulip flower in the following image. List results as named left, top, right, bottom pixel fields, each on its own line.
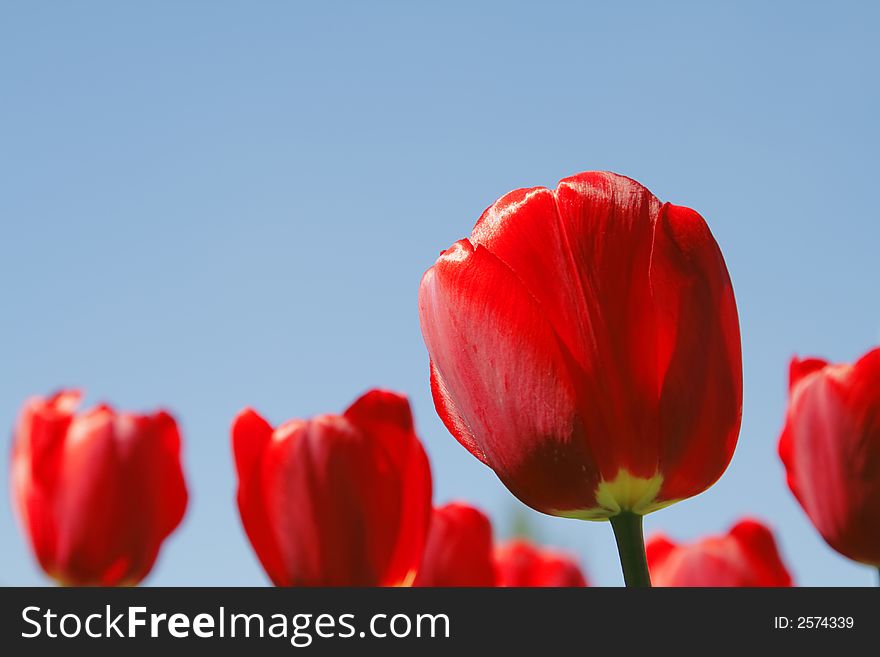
left=414, top=502, right=495, bottom=586
left=232, top=389, right=432, bottom=586
left=10, top=390, right=188, bottom=586
left=646, top=519, right=793, bottom=587
left=494, top=540, right=588, bottom=587
left=778, top=350, right=880, bottom=570
left=418, top=171, right=742, bottom=586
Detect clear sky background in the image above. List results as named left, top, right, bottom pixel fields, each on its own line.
left=1, top=1, right=878, bottom=586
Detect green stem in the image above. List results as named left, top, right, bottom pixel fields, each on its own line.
left=609, top=511, right=652, bottom=588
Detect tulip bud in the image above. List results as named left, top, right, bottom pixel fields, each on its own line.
left=232, top=389, right=432, bottom=586
left=494, top=539, right=587, bottom=587
left=418, top=171, right=741, bottom=586
left=646, top=519, right=793, bottom=587
left=414, top=502, right=495, bottom=586
left=11, top=390, right=188, bottom=586
left=778, top=349, right=880, bottom=566
left=418, top=171, right=742, bottom=522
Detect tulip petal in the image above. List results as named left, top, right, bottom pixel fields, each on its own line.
left=729, top=519, right=793, bottom=587
left=22, top=391, right=81, bottom=486
left=644, top=534, right=676, bottom=569
left=845, top=349, right=880, bottom=484
left=343, top=389, right=415, bottom=457
left=471, top=186, right=595, bottom=374
left=788, top=356, right=829, bottom=391
left=115, top=411, right=188, bottom=584
left=651, top=203, right=742, bottom=502
left=54, top=408, right=123, bottom=583
left=233, top=408, right=275, bottom=479
left=344, top=390, right=433, bottom=586
left=472, top=174, right=663, bottom=478
left=232, top=408, right=287, bottom=585
left=429, top=360, right=487, bottom=465
left=261, top=417, right=360, bottom=586
left=419, top=239, right=601, bottom=514
left=11, top=392, right=80, bottom=575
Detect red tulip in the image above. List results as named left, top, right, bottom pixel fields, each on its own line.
left=414, top=502, right=495, bottom=586
left=494, top=539, right=587, bottom=587
left=232, top=389, right=432, bottom=586
left=418, top=171, right=742, bottom=521
left=778, top=350, right=880, bottom=565
left=646, top=519, right=793, bottom=587
left=10, top=390, right=188, bottom=586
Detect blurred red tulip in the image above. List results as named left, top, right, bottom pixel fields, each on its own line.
left=778, top=350, right=880, bottom=566
left=414, top=502, right=495, bottom=586
left=232, top=389, right=432, bottom=586
left=11, top=390, right=188, bottom=586
left=418, top=171, right=741, bottom=521
left=494, top=540, right=587, bottom=587
left=646, top=519, right=792, bottom=587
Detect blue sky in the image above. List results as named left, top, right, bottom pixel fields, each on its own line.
left=1, top=1, right=878, bottom=586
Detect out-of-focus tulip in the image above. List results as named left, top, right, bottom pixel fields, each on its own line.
left=418, top=171, right=742, bottom=522
left=494, top=540, right=588, bottom=587
left=646, top=519, right=793, bottom=587
left=414, top=502, right=495, bottom=587
left=232, top=389, right=432, bottom=586
left=11, top=390, right=188, bottom=586
left=778, top=350, right=880, bottom=566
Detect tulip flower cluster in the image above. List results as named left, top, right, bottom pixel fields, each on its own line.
left=418, top=171, right=878, bottom=585
left=10, top=388, right=586, bottom=588
left=8, top=170, right=879, bottom=587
